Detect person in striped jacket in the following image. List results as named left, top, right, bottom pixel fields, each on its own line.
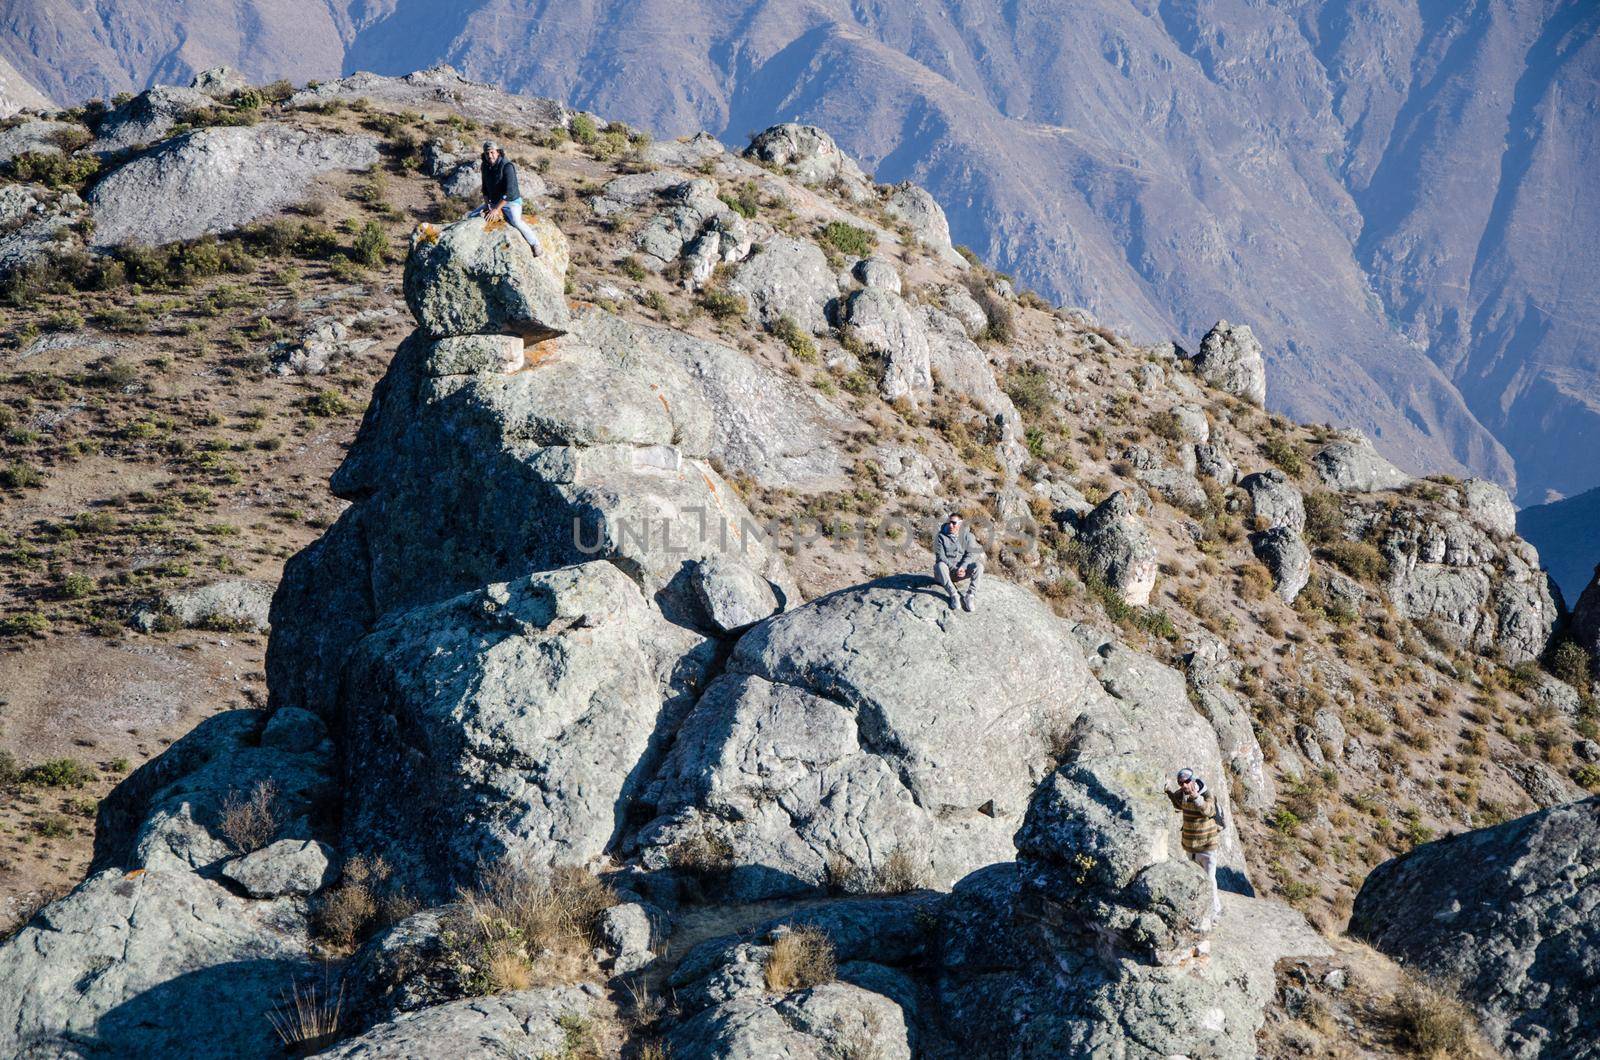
left=1166, top=766, right=1223, bottom=927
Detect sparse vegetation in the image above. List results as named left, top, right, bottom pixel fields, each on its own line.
left=219, top=779, right=280, bottom=853
left=820, top=221, right=876, bottom=258
left=763, top=926, right=837, bottom=994
left=1391, top=976, right=1488, bottom=1059
left=444, top=862, right=616, bottom=995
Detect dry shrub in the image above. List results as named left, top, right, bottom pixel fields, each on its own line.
left=448, top=862, right=617, bottom=995
left=1238, top=562, right=1273, bottom=603
left=219, top=779, right=279, bottom=853
left=871, top=846, right=928, bottom=894
left=1392, top=976, right=1490, bottom=1058
left=314, top=853, right=401, bottom=949
left=267, top=975, right=344, bottom=1053
left=763, top=925, right=837, bottom=994
left=667, top=827, right=735, bottom=880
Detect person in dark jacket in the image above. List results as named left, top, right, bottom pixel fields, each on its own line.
left=932, top=513, right=984, bottom=612
left=469, top=140, right=542, bottom=255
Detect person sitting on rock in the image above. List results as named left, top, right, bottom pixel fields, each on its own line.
left=468, top=140, right=543, bottom=256
left=932, top=512, right=984, bottom=612
left=1166, top=767, right=1223, bottom=927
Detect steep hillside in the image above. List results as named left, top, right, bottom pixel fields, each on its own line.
left=0, top=72, right=1593, bottom=1057
left=3, top=1, right=1598, bottom=508
left=1518, top=484, right=1600, bottom=605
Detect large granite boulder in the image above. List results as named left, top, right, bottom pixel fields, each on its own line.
left=1311, top=431, right=1413, bottom=492
left=1252, top=526, right=1312, bottom=603
left=1241, top=468, right=1305, bottom=532
left=312, top=985, right=600, bottom=1059
left=1351, top=796, right=1600, bottom=1060
left=0, top=118, right=80, bottom=163
left=844, top=287, right=931, bottom=403
left=268, top=306, right=806, bottom=718
left=1077, top=490, right=1158, bottom=606
left=0, top=183, right=85, bottom=276
left=91, top=85, right=213, bottom=152
left=885, top=181, right=967, bottom=267
left=87, top=125, right=380, bottom=247
left=637, top=576, right=1096, bottom=899
left=727, top=236, right=839, bottom=335
left=1350, top=493, right=1557, bottom=664
left=0, top=870, right=310, bottom=1059
left=744, top=123, right=872, bottom=201
left=340, top=563, right=714, bottom=899
left=404, top=214, right=571, bottom=338
left=1190, top=320, right=1267, bottom=405
left=158, top=578, right=273, bottom=632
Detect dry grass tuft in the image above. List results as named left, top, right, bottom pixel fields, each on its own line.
left=447, top=862, right=617, bottom=995
left=1391, top=976, right=1491, bottom=1059
left=266, top=975, right=344, bottom=1053
left=219, top=779, right=279, bottom=853
left=763, top=925, right=837, bottom=994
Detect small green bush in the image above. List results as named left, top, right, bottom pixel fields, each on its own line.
left=350, top=220, right=388, bottom=266
left=1262, top=435, right=1305, bottom=476
left=720, top=181, right=762, bottom=219
left=699, top=288, right=747, bottom=321
left=771, top=315, right=816, bottom=362
left=821, top=221, right=876, bottom=258
left=32, top=814, right=73, bottom=839
left=569, top=114, right=599, bottom=145
left=1322, top=540, right=1386, bottom=583
left=1004, top=366, right=1052, bottom=416
left=6, top=151, right=99, bottom=189
left=300, top=389, right=349, bottom=417
left=1303, top=490, right=1344, bottom=544
left=1145, top=410, right=1182, bottom=443
left=24, top=757, right=93, bottom=788
left=1, top=463, right=43, bottom=489
left=59, top=573, right=95, bottom=599
left=0, top=612, right=50, bottom=637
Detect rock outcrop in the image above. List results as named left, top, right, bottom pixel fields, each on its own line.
left=1077, top=490, right=1158, bottom=606
left=405, top=214, right=571, bottom=338
left=744, top=124, right=871, bottom=202
left=1252, top=526, right=1312, bottom=603
left=1190, top=321, right=1267, bottom=406
left=638, top=577, right=1091, bottom=899
left=88, top=125, right=379, bottom=247
left=727, top=236, right=838, bottom=335
left=1352, top=796, right=1600, bottom=1059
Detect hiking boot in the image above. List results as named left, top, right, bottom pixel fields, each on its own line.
left=961, top=594, right=975, bottom=612
left=946, top=591, right=959, bottom=610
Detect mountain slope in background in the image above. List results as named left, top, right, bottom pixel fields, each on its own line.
left=2, top=0, right=1597, bottom=510
left=1517, top=485, right=1600, bottom=606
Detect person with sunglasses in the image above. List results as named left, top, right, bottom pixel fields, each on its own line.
left=932, top=512, right=984, bottom=612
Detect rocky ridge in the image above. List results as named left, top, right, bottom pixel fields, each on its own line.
left=0, top=71, right=1594, bottom=1058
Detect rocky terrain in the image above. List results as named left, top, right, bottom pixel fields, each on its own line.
left=4, top=2, right=1599, bottom=518
left=0, top=70, right=1596, bottom=1057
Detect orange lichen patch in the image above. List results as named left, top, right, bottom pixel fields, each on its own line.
left=124, top=868, right=145, bottom=879
left=700, top=468, right=730, bottom=517
left=567, top=298, right=590, bottom=310
left=523, top=338, right=560, bottom=371
left=414, top=223, right=441, bottom=245
left=482, top=215, right=507, bottom=232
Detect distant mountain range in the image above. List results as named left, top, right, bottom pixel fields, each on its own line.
left=2, top=0, right=1597, bottom=511
left=1518, top=486, right=1600, bottom=606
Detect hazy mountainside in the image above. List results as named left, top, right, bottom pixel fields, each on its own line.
left=1518, top=486, right=1600, bottom=605
left=2, top=1, right=1597, bottom=511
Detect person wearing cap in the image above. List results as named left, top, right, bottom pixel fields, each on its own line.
left=932, top=512, right=984, bottom=612
left=469, top=140, right=543, bottom=255
left=1165, top=767, right=1223, bottom=926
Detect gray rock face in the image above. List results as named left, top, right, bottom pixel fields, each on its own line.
left=0, top=868, right=311, bottom=1060
left=1077, top=490, right=1158, bottom=606
left=1311, top=432, right=1412, bottom=492
left=1190, top=321, right=1267, bottom=405
left=93, top=708, right=332, bottom=875
left=599, top=901, right=665, bottom=974
left=268, top=305, right=810, bottom=717
left=1252, top=526, right=1312, bottom=603
left=404, top=214, right=570, bottom=338
left=0, top=118, right=78, bottom=163
left=1461, top=477, right=1518, bottom=537
left=1195, top=442, right=1238, bottom=483
left=1351, top=796, right=1600, bottom=1060
left=728, top=236, right=839, bottom=335
left=87, top=124, right=379, bottom=247
left=1182, top=635, right=1275, bottom=811
left=638, top=576, right=1094, bottom=899
left=287, top=66, right=569, bottom=129
left=1354, top=495, right=1557, bottom=664
left=312, top=985, right=599, bottom=1059
left=91, top=85, right=212, bottom=152
left=221, top=838, right=337, bottom=898
left=689, top=554, right=782, bottom=633
left=160, top=578, right=273, bottom=632
left=267, top=311, right=393, bottom=376
left=1241, top=468, right=1305, bottom=532
left=342, top=563, right=713, bottom=898
left=0, top=183, right=85, bottom=275
left=846, top=287, right=931, bottom=403
left=852, top=256, right=901, bottom=293
left=885, top=181, right=966, bottom=267
left=744, top=123, right=871, bottom=201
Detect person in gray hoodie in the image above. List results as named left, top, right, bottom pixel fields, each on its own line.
left=932, top=512, right=984, bottom=612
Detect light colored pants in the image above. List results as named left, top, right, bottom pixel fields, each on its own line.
left=473, top=198, right=542, bottom=253
left=934, top=558, right=983, bottom=602
left=1190, top=849, right=1222, bottom=920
